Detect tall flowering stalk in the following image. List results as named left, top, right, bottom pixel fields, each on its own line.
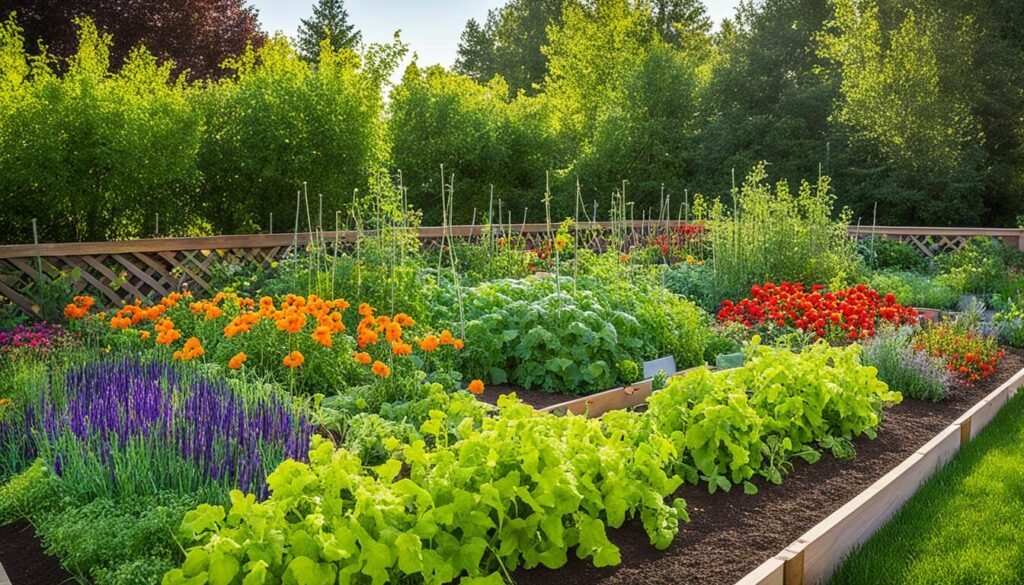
left=25, top=359, right=311, bottom=500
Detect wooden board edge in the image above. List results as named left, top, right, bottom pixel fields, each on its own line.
left=734, top=557, right=785, bottom=585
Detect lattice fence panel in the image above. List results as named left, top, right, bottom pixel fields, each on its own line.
left=0, top=246, right=291, bottom=316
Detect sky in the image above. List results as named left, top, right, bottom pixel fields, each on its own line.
left=249, top=0, right=741, bottom=72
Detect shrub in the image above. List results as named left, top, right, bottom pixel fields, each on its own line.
left=0, top=16, right=203, bottom=244
left=866, top=271, right=960, bottom=309
left=861, top=326, right=953, bottom=401
left=859, top=237, right=928, bottom=272
left=935, top=237, right=1024, bottom=297
left=697, top=163, right=861, bottom=302
left=992, top=296, right=1024, bottom=347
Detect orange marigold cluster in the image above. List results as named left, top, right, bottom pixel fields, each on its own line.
left=172, top=337, right=204, bottom=361
left=64, top=296, right=95, bottom=320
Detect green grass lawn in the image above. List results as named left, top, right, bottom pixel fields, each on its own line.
left=830, top=393, right=1024, bottom=584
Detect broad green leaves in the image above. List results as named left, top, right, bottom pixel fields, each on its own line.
left=167, top=342, right=897, bottom=584
left=648, top=341, right=900, bottom=493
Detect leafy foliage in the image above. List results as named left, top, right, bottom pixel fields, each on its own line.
left=5, top=0, right=263, bottom=80
left=648, top=340, right=901, bottom=492
left=698, top=163, right=861, bottom=302
left=165, top=400, right=688, bottom=584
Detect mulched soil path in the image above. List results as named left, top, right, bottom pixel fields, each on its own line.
left=0, top=521, right=73, bottom=584
left=517, top=350, right=1024, bottom=585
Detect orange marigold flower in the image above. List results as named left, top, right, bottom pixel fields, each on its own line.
left=453, top=339, right=464, bottom=350
left=357, top=329, right=378, bottom=348
left=439, top=330, right=454, bottom=345
left=358, top=302, right=374, bottom=317
left=276, top=312, right=307, bottom=335
left=228, top=352, right=247, bottom=370
left=385, top=322, right=403, bottom=343
left=419, top=335, right=439, bottom=352
left=354, top=351, right=372, bottom=365
left=392, top=341, right=412, bottom=356
left=204, top=305, right=224, bottom=320
left=110, top=316, right=131, bottom=330
left=371, top=360, right=390, bottom=378
left=283, top=351, right=305, bottom=369
left=619, top=253, right=629, bottom=263
left=64, top=296, right=95, bottom=320
left=155, top=318, right=176, bottom=333
left=312, top=325, right=333, bottom=348
left=468, top=379, right=485, bottom=394
left=395, top=313, right=416, bottom=327
left=181, top=337, right=204, bottom=360
left=140, top=331, right=151, bottom=341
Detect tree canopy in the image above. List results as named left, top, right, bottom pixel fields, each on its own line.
left=296, top=0, right=361, bottom=62
left=0, top=0, right=264, bottom=79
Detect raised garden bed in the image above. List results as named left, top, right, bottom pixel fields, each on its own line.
left=510, top=350, right=1024, bottom=585
left=6, top=354, right=1020, bottom=585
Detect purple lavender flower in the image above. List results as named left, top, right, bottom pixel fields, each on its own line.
left=28, top=359, right=312, bottom=498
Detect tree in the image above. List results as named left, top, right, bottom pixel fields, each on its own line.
left=0, top=16, right=203, bottom=243
left=650, top=0, right=712, bottom=52
left=695, top=0, right=836, bottom=200
left=454, top=0, right=567, bottom=95
left=389, top=63, right=559, bottom=224
left=0, top=0, right=265, bottom=79
left=296, top=0, right=361, bottom=62
left=196, top=34, right=405, bottom=234
left=818, top=0, right=989, bottom=224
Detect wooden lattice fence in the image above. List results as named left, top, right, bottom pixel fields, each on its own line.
left=1, top=223, right=1022, bottom=317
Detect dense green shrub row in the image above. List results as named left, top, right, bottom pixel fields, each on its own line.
left=0, top=17, right=397, bottom=243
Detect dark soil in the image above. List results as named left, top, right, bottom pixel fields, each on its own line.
left=516, top=351, right=1024, bottom=585
left=0, top=521, right=73, bottom=585
left=474, top=383, right=579, bottom=409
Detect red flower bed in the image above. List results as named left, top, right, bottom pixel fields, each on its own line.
left=648, top=223, right=706, bottom=256
left=913, top=323, right=1005, bottom=383
left=717, top=282, right=919, bottom=340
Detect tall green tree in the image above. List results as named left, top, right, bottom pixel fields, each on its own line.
left=651, top=0, right=712, bottom=51
left=454, top=0, right=567, bottom=95
left=543, top=0, right=706, bottom=213
left=296, top=0, right=361, bottom=61
left=695, top=0, right=836, bottom=200
left=818, top=0, right=989, bottom=224
left=389, top=63, right=560, bottom=224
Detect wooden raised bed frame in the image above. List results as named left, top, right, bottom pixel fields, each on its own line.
left=735, top=364, right=1024, bottom=585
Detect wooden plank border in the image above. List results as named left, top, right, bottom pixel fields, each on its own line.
left=537, top=365, right=706, bottom=418
left=735, top=363, right=1024, bottom=585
